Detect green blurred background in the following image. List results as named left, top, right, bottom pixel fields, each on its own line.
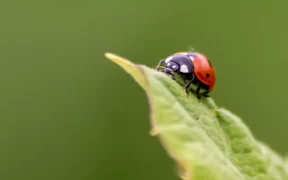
left=0, top=0, right=287, bottom=179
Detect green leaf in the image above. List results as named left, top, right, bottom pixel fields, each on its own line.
left=104, top=52, right=288, bottom=180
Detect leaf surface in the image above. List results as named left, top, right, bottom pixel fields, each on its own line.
left=105, top=52, right=288, bottom=180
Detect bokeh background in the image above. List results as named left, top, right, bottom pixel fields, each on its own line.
left=0, top=0, right=288, bottom=179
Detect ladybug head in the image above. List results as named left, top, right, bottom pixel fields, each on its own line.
left=165, top=61, right=180, bottom=73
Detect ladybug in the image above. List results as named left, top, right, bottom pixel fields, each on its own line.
left=155, top=51, right=216, bottom=99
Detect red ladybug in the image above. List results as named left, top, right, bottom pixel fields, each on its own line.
left=155, top=51, right=216, bottom=99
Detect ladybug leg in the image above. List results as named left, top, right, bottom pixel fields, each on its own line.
left=170, top=73, right=176, bottom=80
left=184, top=75, right=195, bottom=96
left=155, top=59, right=165, bottom=71
left=165, top=69, right=176, bottom=80
left=203, top=91, right=210, bottom=97
left=196, top=85, right=201, bottom=100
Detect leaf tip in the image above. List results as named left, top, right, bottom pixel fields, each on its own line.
left=104, top=52, right=120, bottom=63
left=104, top=52, right=113, bottom=58
left=104, top=52, right=135, bottom=67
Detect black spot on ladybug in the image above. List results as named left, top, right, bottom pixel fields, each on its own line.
left=206, top=73, right=210, bottom=78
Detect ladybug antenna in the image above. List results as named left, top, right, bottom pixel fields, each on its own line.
left=187, top=46, right=195, bottom=52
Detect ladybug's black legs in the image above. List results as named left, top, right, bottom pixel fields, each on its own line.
left=184, top=75, right=195, bottom=96
left=155, top=59, right=165, bottom=71
left=196, top=86, right=210, bottom=100
left=170, top=73, right=176, bottom=80
left=203, top=91, right=210, bottom=97
left=196, top=85, right=201, bottom=100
